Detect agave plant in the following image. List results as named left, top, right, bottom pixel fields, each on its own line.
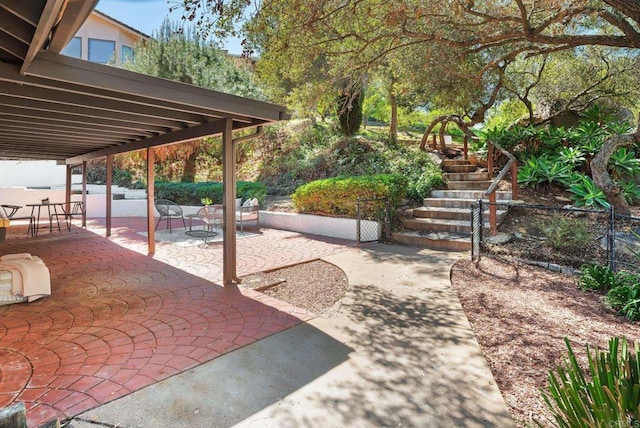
left=609, top=147, right=640, bottom=179
left=557, top=147, right=586, bottom=167
left=568, top=174, right=610, bottom=209
left=570, top=121, right=607, bottom=155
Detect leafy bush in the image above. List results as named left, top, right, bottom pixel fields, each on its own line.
left=292, top=174, right=407, bottom=217
left=155, top=181, right=266, bottom=206
left=578, top=264, right=627, bottom=292
left=541, top=215, right=591, bottom=250
left=518, top=155, right=572, bottom=188
left=606, top=274, right=640, bottom=321
left=539, top=337, right=640, bottom=428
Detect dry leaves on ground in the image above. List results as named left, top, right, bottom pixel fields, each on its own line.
left=450, top=257, right=640, bottom=427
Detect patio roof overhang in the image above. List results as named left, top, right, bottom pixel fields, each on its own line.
left=0, top=0, right=290, bottom=286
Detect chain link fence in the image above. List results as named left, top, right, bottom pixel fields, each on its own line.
left=471, top=202, right=640, bottom=274
left=356, top=197, right=390, bottom=245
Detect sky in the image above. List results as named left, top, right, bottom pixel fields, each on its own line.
left=96, top=0, right=243, bottom=54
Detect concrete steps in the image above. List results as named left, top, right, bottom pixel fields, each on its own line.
left=410, top=206, right=507, bottom=222
left=393, top=157, right=512, bottom=251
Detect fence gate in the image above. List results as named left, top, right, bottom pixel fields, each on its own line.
left=471, top=200, right=483, bottom=264
left=356, top=197, right=389, bottom=245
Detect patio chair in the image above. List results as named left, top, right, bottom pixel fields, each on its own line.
left=197, top=205, right=222, bottom=244
left=237, top=198, right=260, bottom=233
left=1, top=204, right=35, bottom=236
left=154, top=199, right=186, bottom=233
left=50, top=201, right=85, bottom=231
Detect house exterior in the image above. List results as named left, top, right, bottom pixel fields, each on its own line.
left=61, top=9, right=149, bottom=65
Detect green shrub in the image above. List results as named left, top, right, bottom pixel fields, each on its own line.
left=539, top=337, right=640, bottom=428
left=606, top=274, right=640, bottom=321
left=292, top=174, right=407, bottom=217
left=155, top=181, right=266, bottom=206
left=541, top=215, right=591, bottom=250
left=578, top=264, right=628, bottom=292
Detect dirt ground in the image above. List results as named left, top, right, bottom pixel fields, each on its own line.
left=240, top=260, right=349, bottom=315
left=450, top=257, right=640, bottom=427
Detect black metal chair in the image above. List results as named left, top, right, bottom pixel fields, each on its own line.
left=1, top=204, right=35, bottom=236
left=154, top=199, right=186, bottom=232
left=50, top=201, right=86, bottom=231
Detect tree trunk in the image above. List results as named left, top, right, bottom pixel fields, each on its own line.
left=181, top=151, right=198, bottom=183
left=419, top=116, right=447, bottom=150
left=590, top=129, right=640, bottom=215
left=389, top=92, right=398, bottom=144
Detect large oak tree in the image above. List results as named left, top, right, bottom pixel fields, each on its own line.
left=176, top=0, right=640, bottom=212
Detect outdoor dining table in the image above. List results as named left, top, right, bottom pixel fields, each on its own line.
left=26, top=202, right=67, bottom=236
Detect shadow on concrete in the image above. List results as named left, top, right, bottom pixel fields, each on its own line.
left=75, top=323, right=352, bottom=427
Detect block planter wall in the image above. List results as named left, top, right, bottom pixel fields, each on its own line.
left=260, top=211, right=380, bottom=241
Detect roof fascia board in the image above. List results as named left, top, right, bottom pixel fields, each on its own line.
left=20, top=0, right=67, bottom=74
left=48, top=0, right=99, bottom=53
left=28, top=51, right=289, bottom=122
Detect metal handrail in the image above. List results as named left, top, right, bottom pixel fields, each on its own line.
left=483, top=139, right=518, bottom=236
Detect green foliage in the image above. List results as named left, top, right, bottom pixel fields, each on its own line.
left=569, top=121, right=607, bottom=155
left=568, top=175, right=611, bottom=210
left=606, top=278, right=640, bottom=321
left=154, top=181, right=266, bottom=206
left=85, top=161, right=135, bottom=188
left=578, top=264, right=628, bottom=292
left=540, top=215, right=591, bottom=250
left=539, top=337, right=640, bottom=428
left=122, top=19, right=264, bottom=100
left=484, top=98, right=529, bottom=130
left=517, top=155, right=572, bottom=187
left=557, top=147, right=585, bottom=167
left=256, top=121, right=442, bottom=200
left=617, top=180, right=640, bottom=205
left=609, top=147, right=640, bottom=180
left=291, top=174, right=407, bottom=217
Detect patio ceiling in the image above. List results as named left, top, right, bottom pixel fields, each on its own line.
left=0, top=0, right=289, bottom=163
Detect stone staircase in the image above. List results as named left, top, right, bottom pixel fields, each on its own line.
left=392, top=159, right=512, bottom=251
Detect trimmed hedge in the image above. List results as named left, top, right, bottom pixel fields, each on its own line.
left=291, top=174, right=407, bottom=217
left=155, top=181, right=266, bottom=206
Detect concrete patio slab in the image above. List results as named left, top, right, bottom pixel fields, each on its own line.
left=72, top=244, right=515, bottom=428
left=0, top=222, right=350, bottom=427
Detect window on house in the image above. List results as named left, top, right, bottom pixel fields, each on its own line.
left=88, top=39, right=115, bottom=63
left=121, top=45, right=134, bottom=63
left=61, top=37, right=82, bottom=58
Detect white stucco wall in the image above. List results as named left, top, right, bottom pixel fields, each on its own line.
left=260, top=211, right=380, bottom=241
left=0, top=161, right=67, bottom=188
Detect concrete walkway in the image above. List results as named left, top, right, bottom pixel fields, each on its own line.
left=72, top=244, right=514, bottom=428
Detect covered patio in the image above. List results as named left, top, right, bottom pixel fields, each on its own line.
left=0, top=222, right=350, bottom=426
left=0, top=0, right=344, bottom=425
left=0, top=0, right=289, bottom=285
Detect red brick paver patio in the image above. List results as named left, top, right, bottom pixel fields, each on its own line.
left=0, top=221, right=350, bottom=426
